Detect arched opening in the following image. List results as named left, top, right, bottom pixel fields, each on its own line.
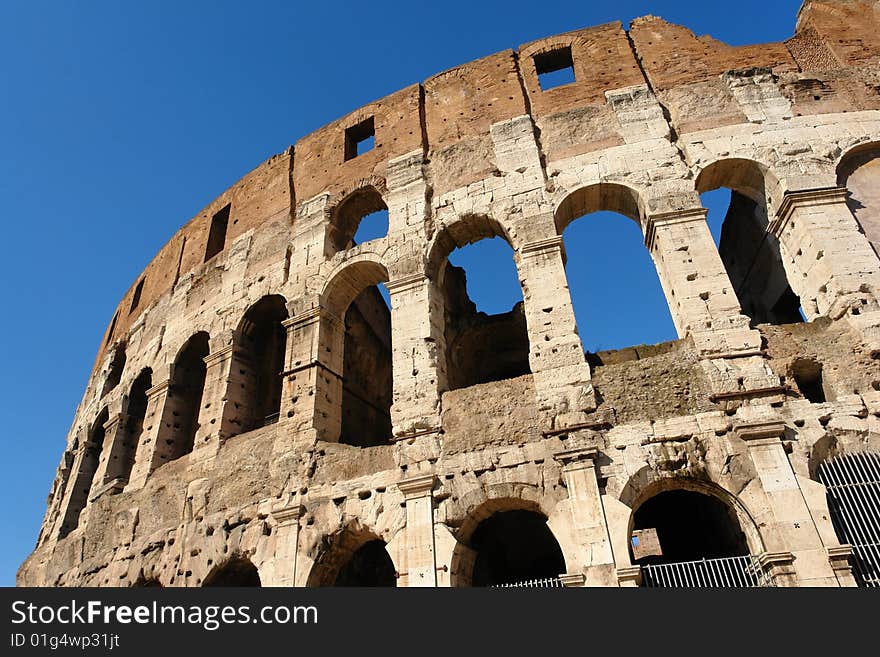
left=334, top=540, right=397, bottom=586
left=328, top=186, right=388, bottom=254
left=629, top=486, right=768, bottom=587
left=165, top=333, right=209, bottom=459
left=697, top=159, right=804, bottom=325
left=323, top=260, right=392, bottom=447
left=817, top=451, right=880, bottom=587
left=555, top=184, right=676, bottom=352
left=307, top=526, right=397, bottom=587
left=464, top=510, right=565, bottom=587
left=107, top=368, right=150, bottom=483
left=58, top=408, right=109, bottom=539
left=233, top=296, right=288, bottom=434
left=203, top=556, right=262, bottom=587
left=838, top=143, right=880, bottom=259
left=791, top=357, right=827, bottom=403
left=101, top=343, right=126, bottom=397
left=430, top=218, right=530, bottom=391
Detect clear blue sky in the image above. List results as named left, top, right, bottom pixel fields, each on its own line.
left=0, top=0, right=803, bottom=586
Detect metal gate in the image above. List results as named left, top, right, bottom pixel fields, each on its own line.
left=817, top=451, right=880, bottom=587
left=641, top=555, right=773, bottom=588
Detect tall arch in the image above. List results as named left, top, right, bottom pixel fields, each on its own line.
left=696, top=158, right=803, bottom=325
left=427, top=216, right=531, bottom=391
left=321, top=257, right=392, bottom=446
left=838, top=141, right=880, bottom=259
left=164, top=332, right=209, bottom=460
left=101, top=342, right=126, bottom=397
left=230, top=296, right=288, bottom=435
left=554, top=183, right=676, bottom=351
left=58, top=408, right=109, bottom=539
left=108, top=367, right=150, bottom=483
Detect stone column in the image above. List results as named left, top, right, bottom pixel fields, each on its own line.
left=126, top=379, right=171, bottom=490
left=89, top=412, right=129, bottom=500
left=518, top=236, right=596, bottom=429
left=397, top=475, right=438, bottom=587
left=386, top=274, right=445, bottom=438
left=735, top=420, right=841, bottom=587
left=553, top=447, right=616, bottom=586
left=279, top=307, right=344, bottom=442
left=269, top=503, right=303, bottom=587
left=646, top=208, right=781, bottom=402
left=772, top=187, right=880, bottom=321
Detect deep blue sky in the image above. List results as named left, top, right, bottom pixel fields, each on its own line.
left=0, top=0, right=803, bottom=586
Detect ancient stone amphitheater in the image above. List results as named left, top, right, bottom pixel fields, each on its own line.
left=18, top=0, right=880, bottom=588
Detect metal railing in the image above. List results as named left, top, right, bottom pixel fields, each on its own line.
left=641, top=555, right=773, bottom=588
left=492, top=577, right=564, bottom=588
left=818, top=451, right=880, bottom=587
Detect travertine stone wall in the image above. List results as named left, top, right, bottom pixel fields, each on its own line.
left=19, top=0, right=880, bottom=587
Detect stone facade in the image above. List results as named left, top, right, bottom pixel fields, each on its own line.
left=18, top=0, right=880, bottom=587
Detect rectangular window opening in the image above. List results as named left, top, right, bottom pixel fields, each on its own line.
left=129, top=278, right=145, bottom=315
left=105, top=311, right=119, bottom=345
left=534, top=46, right=576, bottom=91
left=204, top=204, right=231, bottom=262
left=344, top=117, right=375, bottom=161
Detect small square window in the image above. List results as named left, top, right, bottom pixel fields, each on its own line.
left=534, top=47, right=576, bottom=91
left=344, top=117, right=375, bottom=161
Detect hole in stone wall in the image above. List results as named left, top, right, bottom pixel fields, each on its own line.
left=329, top=187, right=388, bottom=254
left=204, top=204, right=230, bottom=262
left=630, top=489, right=749, bottom=565
left=344, top=116, right=375, bottom=161
left=791, top=358, right=826, bottom=403
left=534, top=46, right=576, bottom=91
left=340, top=283, right=393, bottom=447
left=443, top=237, right=530, bottom=390
left=105, top=312, right=119, bottom=345
left=470, top=510, right=565, bottom=586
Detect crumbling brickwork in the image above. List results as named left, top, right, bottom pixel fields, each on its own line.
left=18, top=1, right=880, bottom=588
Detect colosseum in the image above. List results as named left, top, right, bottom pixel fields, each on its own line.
left=18, top=0, right=880, bottom=588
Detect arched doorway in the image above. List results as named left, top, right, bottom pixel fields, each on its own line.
left=334, top=540, right=396, bottom=586
left=307, top=527, right=397, bottom=587
left=629, top=487, right=769, bottom=587
left=203, top=556, right=262, bottom=587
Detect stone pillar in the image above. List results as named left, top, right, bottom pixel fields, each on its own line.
left=386, top=274, right=445, bottom=438
left=397, top=474, right=438, bottom=587
left=736, top=420, right=841, bottom=586
left=89, top=412, right=129, bottom=500
left=518, top=236, right=596, bottom=429
left=553, top=447, right=616, bottom=586
left=772, top=187, right=880, bottom=321
left=269, top=503, right=303, bottom=587
left=646, top=208, right=781, bottom=402
left=126, top=379, right=172, bottom=490
left=615, top=566, right=642, bottom=588
left=280, top=307, right=344, bottom=442
left=826, top=545, right=857, bottom=587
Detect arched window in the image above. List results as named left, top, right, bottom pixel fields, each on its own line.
left=101, top=343, right=126, bottom=397
left=456, top=509, right=565, bottom=587
left=58, top=408, right=109, bottom=539
left=166, top=333, right=209, bottom=459
left=328, top=186, right=388, bottom=254
left=232, top=297, right=288, bottom=434
left=429, top=218, right=530, bottom=391
left=838, top=142, right=880, bottom=259
left=322, top=260, right=392, bottom=447
left=555, top=184, right=676, bottom=352
left=697, top=159, right=804, bottom=325
left=105, top=368, right=150, bottom=484
left=203, top=556, right=262, bottom=587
